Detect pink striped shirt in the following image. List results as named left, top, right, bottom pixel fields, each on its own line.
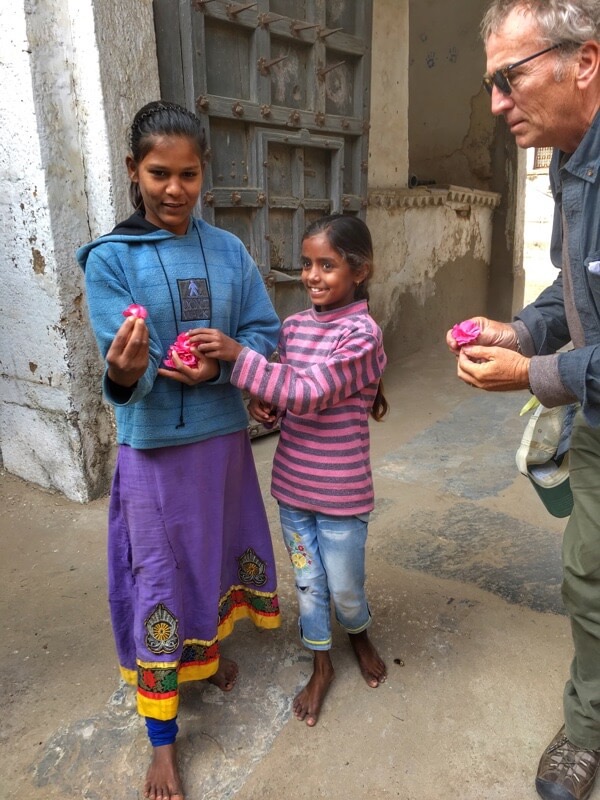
left=230, top=300, right=387, bottom=515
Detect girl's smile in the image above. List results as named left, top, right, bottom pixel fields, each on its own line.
left=301, top=232, right=365, bottom=311
left=126, top=135, right=204, bottom=235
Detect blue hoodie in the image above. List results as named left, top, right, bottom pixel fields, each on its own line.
left=78, top=212, right=280, bottom=449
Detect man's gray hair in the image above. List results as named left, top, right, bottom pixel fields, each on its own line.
left=481, top=0, right=600, bottom=48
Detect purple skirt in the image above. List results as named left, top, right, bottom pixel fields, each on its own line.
left=107, top=430, right=280, bottom=720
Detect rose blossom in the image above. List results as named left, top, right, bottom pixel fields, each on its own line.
left=451, top=319, right=481, bottom=346
left=163, top=332, right=199, bottom=368
left=123, top=303, right=148, bottom=320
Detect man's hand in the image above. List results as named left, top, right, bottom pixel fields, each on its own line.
left=187, top=328, right=243, bottom=362
left=457, top=345, right=530, bottom=391
left=106, top=317, right=149, bottom=387
left=446, top=316, right=519, bottom=355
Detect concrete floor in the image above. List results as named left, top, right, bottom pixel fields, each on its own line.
left=2, top=343, right=585, bottom=800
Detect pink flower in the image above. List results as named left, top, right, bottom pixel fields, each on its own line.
left=123, top=303, right=148, bottom=320
left=451, top=320, right=481, bottom=346
left=163, top=332, right=199, bottom=368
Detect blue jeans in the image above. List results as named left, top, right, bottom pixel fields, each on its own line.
left=278, top=503, right=371, bottom=651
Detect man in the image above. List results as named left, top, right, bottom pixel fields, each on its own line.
left=446, top=2, right=600, bottom=799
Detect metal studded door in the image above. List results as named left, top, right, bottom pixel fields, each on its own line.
left=153, top=0, right=373, bottom=319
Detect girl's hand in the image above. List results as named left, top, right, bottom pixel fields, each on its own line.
left=106, top=317, right=149, bottom=387
left=187, top=328, right=243, bottom=362
left=457, top=346, right=530, bottom=391
left=158, top=350, right=220, bottom=385
left=446, top=316, right=519, bottom=355
left=248, top=397, right=277, bottom=424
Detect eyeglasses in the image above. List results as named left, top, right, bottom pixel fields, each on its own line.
left=483, top=44, right=561, bottom=95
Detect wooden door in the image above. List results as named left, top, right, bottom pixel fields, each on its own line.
left=153, top=0, right=373, bottom=319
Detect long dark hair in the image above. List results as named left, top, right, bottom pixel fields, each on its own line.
left=128, top=100, right=209, bottom=211
left=302, top=214, right=389, bottom=420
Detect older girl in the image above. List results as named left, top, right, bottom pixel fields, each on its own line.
left=78, top=101, right=281, bottom=799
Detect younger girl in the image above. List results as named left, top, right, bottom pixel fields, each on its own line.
left=78, top=101, right=281, bottom=799
left=193, top=214, right=388, bottom=727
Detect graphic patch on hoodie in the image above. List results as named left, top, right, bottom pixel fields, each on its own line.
left=177, top=278, right=210, bottom=321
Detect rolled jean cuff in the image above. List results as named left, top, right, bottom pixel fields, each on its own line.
left=341, top=610, right=372, bottom=635
left=299, top=619, right=332, bottom=651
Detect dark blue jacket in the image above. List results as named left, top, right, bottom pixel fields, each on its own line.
left=515, top=109, right=600, bottom=426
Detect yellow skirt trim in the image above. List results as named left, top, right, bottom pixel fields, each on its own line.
left=216, top=600, right=281, bottom=641
left=120, top=603, right=280, bottom=719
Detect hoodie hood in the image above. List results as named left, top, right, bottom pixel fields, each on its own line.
left=77, top=210, right=175, bottom=271
left=111, top=209, right=161, bottom=236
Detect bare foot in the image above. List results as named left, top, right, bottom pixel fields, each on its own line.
left=293, top=651, right=334, bottom=727
left=207, top=656, right=239, bottom=691
left=349, top=630, right=387, bottom=687
left=144, top=743, right=184, bottom=800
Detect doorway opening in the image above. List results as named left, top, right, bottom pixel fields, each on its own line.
left=523, top=147, right=555, bottom=306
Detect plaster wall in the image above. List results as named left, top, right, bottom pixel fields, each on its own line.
left=92, top=0, right=161, bottom=224
left=366, top=0, right=498, bottom=359
left=1, top=0, right=158, bottom=500
left=408, top=0, right=494, bottom=189
left=369, top=0, right=409, bottom=188
left=406, top=0, right=524, bottom=324
left=367, top=189, right=499, bottom=361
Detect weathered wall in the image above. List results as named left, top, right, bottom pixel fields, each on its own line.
left=368, top=188, right=499, bottom=362
left=408, top=0, right=493, bottom=189
left=92, top=0, right=161, bottom=225
left=369, top=0, right=409, bottom=189
left=0, top=0, right=158, bottom=500
left=367, top=0, right=500, bottom=359
left=407, top=0, right=524, bottom=323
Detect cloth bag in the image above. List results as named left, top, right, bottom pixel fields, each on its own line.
left=515, top=402, right=577, bottom=518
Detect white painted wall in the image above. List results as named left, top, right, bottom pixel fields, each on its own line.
left=0, top=0, right=159, bottom=501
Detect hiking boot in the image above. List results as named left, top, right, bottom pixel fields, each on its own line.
left=536, top=725, right=600, bottom=800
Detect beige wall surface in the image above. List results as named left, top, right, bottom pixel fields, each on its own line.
left=367, top=0, right=500, bottom=362
left=408, top=0, right=495, bottom=190
left=369, top=0, right=409, bottom=188
left=367, top=188, right=499, bottom=362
